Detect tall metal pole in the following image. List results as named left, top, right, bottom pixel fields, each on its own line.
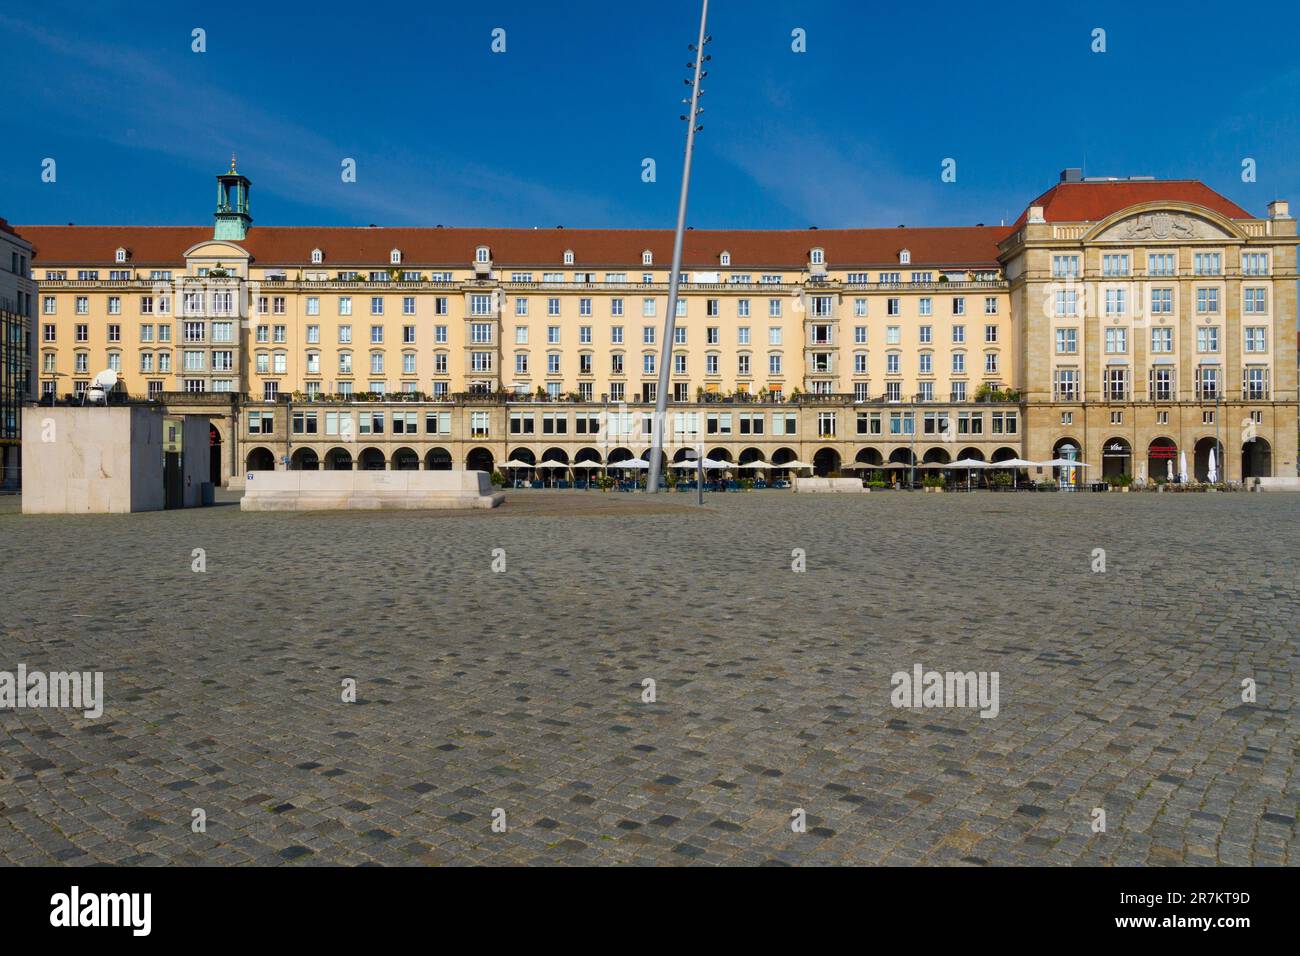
left=647, top=0, right=710, bottom=493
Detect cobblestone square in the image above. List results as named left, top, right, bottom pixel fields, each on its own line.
left=1, top=490, right=1296, bottom=866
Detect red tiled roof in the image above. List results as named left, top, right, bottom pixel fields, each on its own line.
left=17, top=224, right=1012, bottom=270
left=1013, top=180, right=1252, bottom=226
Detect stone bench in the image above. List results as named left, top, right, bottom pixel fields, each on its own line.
left=792, top=476, right=867, bottom=493
left=240, top=470, right=504, bottom=511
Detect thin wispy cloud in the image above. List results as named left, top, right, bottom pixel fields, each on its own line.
left=0, top=12, right=622, bottom=226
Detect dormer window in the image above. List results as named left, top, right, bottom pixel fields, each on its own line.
left=899, top=249, right=911, bottom=265
left=563, top=249, right=574, bottom=265
left=476, top=245, right=490, bottom=263
left=311, top=248, right=323, bottom=264
left=115, top=247, right=128, bottom=263
left=642, top=250, right=653, bottom=266
left=720, top=251, right=731, bottom=267
left=390, top=248, right=402, bottom=265
left=810, top=248, right=825, bottom=265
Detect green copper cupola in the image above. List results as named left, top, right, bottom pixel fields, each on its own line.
left=214, top=154, right=252, bottom=240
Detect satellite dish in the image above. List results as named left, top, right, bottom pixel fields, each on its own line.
left=83, top=368, right=119, bottom=405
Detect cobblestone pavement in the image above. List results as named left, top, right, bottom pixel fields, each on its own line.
left=1, top=489, right=1296, bottom=866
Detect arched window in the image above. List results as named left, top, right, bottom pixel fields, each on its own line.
left=390, top=248, right=402, bottom=265
left=642, top=250, right=653, bottom=265
left=563, top=249, right=574, bottom=265
left=115, top=247, right=128, bottom=263
left=476, top=245, right=490, bottom=263
left=311, top=248, right=323, bottom=264
left=810, top=247, right=824, bottom=265
left=720, top=251, right=731, bottom=266
left=899, top=249, right=911, bottom=264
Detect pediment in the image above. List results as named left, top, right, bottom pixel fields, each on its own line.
left=183, top=239, right=250, bottom=260
left=1093, top=209, right=1234, bottom=242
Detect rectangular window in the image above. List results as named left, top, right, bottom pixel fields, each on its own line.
left=1194, top=252, right=1222, bottom=275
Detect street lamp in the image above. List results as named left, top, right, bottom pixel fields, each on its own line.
left=647, top=0, right=711, bottom=494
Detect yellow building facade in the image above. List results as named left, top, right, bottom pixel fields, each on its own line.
left=16, top=164, right=1297, bottom=487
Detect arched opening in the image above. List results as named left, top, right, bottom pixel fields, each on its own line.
left=1147, top=437, right=1178, bottom=482
left=707, top=447, right=733, bottom=464
left=606, top=447, right=634, bottom=465
left=956, top=447, right=985, bottom=462
left=990, top=446, right=1018, bottom=463
left=324, top=447, right=353, bottom=471
left=886, top=447, right=916, bottom=486
left=208, top=423, right=223, bottom=486
left=641, top=447, right=667, bottom=473
left=1101, top=437, right=1131, bottom=480
left=813, top=447, right=841, bottom=477
left=291, top=447, right=319, bottom=470
left=425, top=447, right=453, bottom=471
left=1052, top=438, right=1083, bottom=488
left=538, top=447, right=570, bottom=486
left=1193, top=437, right=1224, bottom=482
left=245, top=447, right=275, bottom=472
left=922, top=447, right=951, bottom=465
left=572, top=447, right=602, bottom=486
left=392, top=447, right=420, bottom=471
left=852, top=447, right=882, bottom=481
left=466, top=447, right=495, bottom=474
left=1242, top=437, right=1272, bottom=479
left=359, top=447, right=387, bottom=471
left=738, top=446, right=766, bottom=466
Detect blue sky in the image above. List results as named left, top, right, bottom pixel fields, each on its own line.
left=3, top=0, right=1298, bottom=230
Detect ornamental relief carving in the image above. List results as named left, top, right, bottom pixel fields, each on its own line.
left=1099, top=211, right=1228, bottom=241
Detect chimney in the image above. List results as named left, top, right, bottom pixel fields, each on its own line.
left=1267, top=199, right=1290, bottom=219
left=1027, top=205, right=1045, bottom=224
left=1060, top=168, right=1082, bottom=183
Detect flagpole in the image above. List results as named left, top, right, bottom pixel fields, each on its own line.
left=647, top=0, right=710, bottom=493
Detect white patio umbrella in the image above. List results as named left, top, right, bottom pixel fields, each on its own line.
left=950, top=457, right=987, bottom=490
left=738, top=459, right=772, bottom=469
left=1137, top=462, right=1147, bottom=484
left=536, top=456, right=570, bottom=469
left=989, top=458, right=1039, bottom=469
left=612, top=458, right=649, bottom=470
left=502, top=458, right=535, bottom=469
left=1178, top=451, right=1189, bottom=483
left=1207, top=447, right=1218, bottom=483
left=780, top=459, right=816, bottom=471
left=701, top=458, right=732, bottom=470
left=843, top=461, right=881, bottom=469
left=1166, top=458, right=1174, bottom=481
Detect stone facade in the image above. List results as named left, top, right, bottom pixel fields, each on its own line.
left=15, top=165, right=1297, bottom=487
